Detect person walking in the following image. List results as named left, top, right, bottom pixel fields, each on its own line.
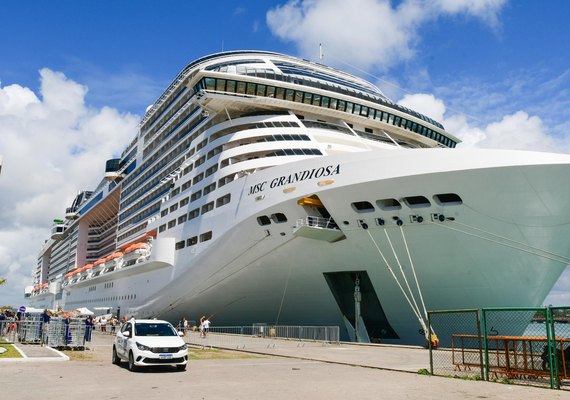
left=202, top=318, right=211, bottom=338
left=182, top=317, right=188, bottom=335
left=84, top=315, right=93, bottom=342
left=100, top=316, right=107, bottom=333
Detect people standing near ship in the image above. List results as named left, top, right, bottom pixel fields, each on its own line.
left=64, top=314, right=72, bottom=345
left=84, top=315, right=93, bottom=342
left=100, top=316, right=107, bottom=333
left=182, top=317, right=188, bottom=335
left=202, top=318, right=211, bottom=338
left=110, top=317, right=118, bottom=335
left=39, top=309, right=50, bottom=341
left=199, top=316, right=206, bottom=338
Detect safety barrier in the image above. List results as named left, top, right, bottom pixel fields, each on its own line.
left=186, top=325, right=340, bottom=349
left=0, top=318, right=88, bottom=349
left=428, top=307, right=570, bottom=391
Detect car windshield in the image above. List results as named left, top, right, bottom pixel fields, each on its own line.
left=134, top=323, right=177, bottom=336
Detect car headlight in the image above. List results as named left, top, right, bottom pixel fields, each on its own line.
left=136, top=342, right=152, bottom=351
left=179, top=344, right=188, bottom=351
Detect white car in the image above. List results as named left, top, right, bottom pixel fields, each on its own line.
left=112, top=318, right=188, bottom=371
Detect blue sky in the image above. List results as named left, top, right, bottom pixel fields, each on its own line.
left=0, top=0, right=569, bottom=307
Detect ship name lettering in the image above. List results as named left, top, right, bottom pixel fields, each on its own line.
left=248, top=164, right=340, bottom=195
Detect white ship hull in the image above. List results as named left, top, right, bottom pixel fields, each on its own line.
left=40, top=148, right=570, bottom=344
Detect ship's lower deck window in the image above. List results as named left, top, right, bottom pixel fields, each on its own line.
left=257, top=215, right=271, bottom=226
left=168, top=219, right=176, bottom=229
left=188, top=208, right=200, bottom=220
left=200, top=231, right=213, bottom=242
left=191, top=190, right=202, bottom=202
left=351, top=201, right=375, bottom=213
left=202, top=202, right=214, bottom=214
left=216, top=193, right=231, bottom=208
left=178, top=214, right=188, bottom=224
left=270, top=213, right=287, bottom=223
left=175, top=241, right=185, bottom=250
left=376, top=198, right=401, bottom=211
left=180, top=197, right=189, bottom=207
left=434, top=193, right=462, bottom=205
left=203, top=183, right=216, bottom=195
left=404, top=196, right=431, bottom=208
left=159, top=224, right=166, bottom=232
left=187, top=236, right=198, bottom=246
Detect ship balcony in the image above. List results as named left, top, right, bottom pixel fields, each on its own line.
left=51, top=223, right=66, bottom=240
left=65, top=206, right=78, bottom=220
left=104, top=158, right=124, bottom=181
left=292, top=216, right=346, bottom=242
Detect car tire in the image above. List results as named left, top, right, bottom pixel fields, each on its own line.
left=128, top=351, right=138, bottom=372
left=112, top=346, right=121, bottom=365
left=177, top=364, right=187, bottom=371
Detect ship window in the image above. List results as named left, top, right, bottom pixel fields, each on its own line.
left=226, top=80, right=236, bottom=93
left=256, top=84, right=266, bottom=96
left=183, top=164, right=193, bottom=175
left=188, top=208, right=200, bottom=220
left=169, top=204, right=178, bottom=212
left=178, top=214, right=187, bottom=224
left=434, top=193, right=463, bottom=206
left=275, top=87, right=285, bottom=99
left=216, top=193, right=231, bottom=208
left=202, top=201, right=214, bottom=214
left=175, top=241, right=185, bottom=250
left=270, top=213, right=287, bottom=223
left=203, top=183, right=216, bottom=195
left=246, top=82, right=256, bottom=95
left=191, top=190, right=202, bottom=202
left=257, top=215, right=271, bottom=226
left=161, top=210, right=168, bottom=217
left=303, top=92, right=312, bottom=104
left=353, top=104, right=361, bottom=115
left=193, top=173, right=204, bottom=185
left=182, top=181, right=192, bottom=192
left=216, top=78, right=226, bottom=91
left=376, top=198, right=402, bottom=211
left=236, top=81, right=246, bottom=94
left=285, top=89, right=294, bottom=101
left=312, top=94, right=321, bottom=106
left=187, top=236, right=198, bottom=246
left=200, top=231, right=213, bottom=242
left=205, top=78, right=215, bottom=90
left=168, top=219, right=176, bottom=229
left=404, top=196, right=431, bottom=208
left=266, top=86, right=275, bottom=97
left=195, top=156, right=206, bottom=167
left=351, top=201, right=375, bottom=213
left=205, top=164, right=218, bottom=177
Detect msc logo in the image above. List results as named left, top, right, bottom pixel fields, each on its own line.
left=248, top=181, right=267, bottom=195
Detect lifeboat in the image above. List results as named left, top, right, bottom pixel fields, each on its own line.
left=122, top=242, right=150, bottom=267
left=103, top=252, right=123, bottom=273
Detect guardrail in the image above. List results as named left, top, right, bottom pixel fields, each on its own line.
left=1, top=318, right=88, bottom=349
left=186, top=325, right=340, bottom=349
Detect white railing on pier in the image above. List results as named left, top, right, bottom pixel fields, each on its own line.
left=186, top=325, right=340, bottom=350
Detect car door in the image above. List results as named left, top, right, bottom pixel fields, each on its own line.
left=118, top=322, right=132, bottom=357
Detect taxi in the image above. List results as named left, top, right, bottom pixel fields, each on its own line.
left=112, top=318, right=188, bottom=371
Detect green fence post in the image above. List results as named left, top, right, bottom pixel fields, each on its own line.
left=482, top=308, right=489, bottom=381
left=428, top=312, right=433, bottom=375
left=547, top=307, right=559, bottom=390
left=476, top=309, right=484, bottom=381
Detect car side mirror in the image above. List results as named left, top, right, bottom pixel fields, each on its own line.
left=178, top=331, right=184, bottom=337
left=123, top=331, right=130, bottom=337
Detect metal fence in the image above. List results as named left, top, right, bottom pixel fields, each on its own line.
left=428, top=307, right=570, bottom=391
left=186, top=325, right=340, bottom=349
left=0, top=318, right=88, bottom=349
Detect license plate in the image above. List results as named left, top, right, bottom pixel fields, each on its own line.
left=159, top=354, right=173, bottom=359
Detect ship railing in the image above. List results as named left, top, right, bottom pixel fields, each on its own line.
left=295, top=216, right=339, bottom=230
left=185, top=325, right=340, bottom=350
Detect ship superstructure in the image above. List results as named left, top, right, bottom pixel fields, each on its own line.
left=27, top=51, right=570, bottom=344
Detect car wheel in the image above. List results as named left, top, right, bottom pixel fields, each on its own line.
left=177, top=364, right=187, bottom=371
left=112, top=346, right=121, bottom=365
left=128, top=351, right=138, bottom=372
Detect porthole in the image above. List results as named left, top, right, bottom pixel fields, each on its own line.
left=434, top=193, right=463, bottom=206
left=376, top=198, right=402, bottom=211
left=351, top=201, right=375, bottom=213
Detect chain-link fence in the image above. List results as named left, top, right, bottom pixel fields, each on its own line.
left=428, top=307, right=570, bottom=391
left=427, top=309, right=483, bottom=380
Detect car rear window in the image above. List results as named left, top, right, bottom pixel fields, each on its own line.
left=134, top=323, right=177, bottom=336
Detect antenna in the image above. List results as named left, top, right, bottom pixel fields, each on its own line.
left=221, top=40, right=224, bottom=52
left=319, top=43, right=324, bottom=61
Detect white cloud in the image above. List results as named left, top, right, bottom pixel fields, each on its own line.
left=0, top=70, right=139, bottom=306
left=266, top=0, right=506, bottom=71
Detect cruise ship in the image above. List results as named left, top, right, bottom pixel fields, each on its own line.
left=26, top=51, right=570, bottom=345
